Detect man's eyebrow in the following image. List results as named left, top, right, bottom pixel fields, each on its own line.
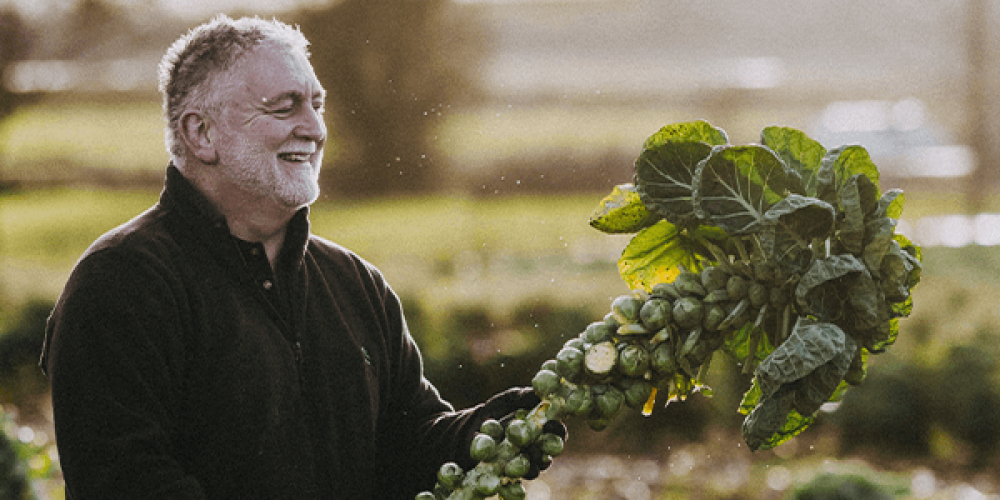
left=261, top=90, right=326, bottom=106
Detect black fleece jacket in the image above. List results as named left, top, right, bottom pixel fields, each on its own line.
left=42, top=166, right=491, bottom=499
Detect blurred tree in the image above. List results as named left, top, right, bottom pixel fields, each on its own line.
left=0, top=8, right=32, bottom=122
left=57, top=0, right=119, bottom=59
left=0, top=8, right=35, bottom=191
left=297, top=1, right=488, bottom=197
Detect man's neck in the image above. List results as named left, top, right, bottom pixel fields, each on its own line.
left=178, top=163, right=297, bottom=268
left=224, top=206, right=291, bottom=268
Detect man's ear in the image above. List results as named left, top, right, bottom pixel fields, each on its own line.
left=179, top=111, right=219, bottom=165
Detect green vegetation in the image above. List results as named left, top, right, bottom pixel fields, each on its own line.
left=0, top=100, right=169, bottom=179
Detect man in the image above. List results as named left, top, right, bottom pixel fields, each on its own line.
left=42, top=15, right=557, bottom=499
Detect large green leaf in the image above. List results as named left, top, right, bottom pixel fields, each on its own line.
left=635, top=121, right=728, bottom=227
left=635, top=141, right=715, bottom=226
left=793, top=333, right=857, bottom=416
left=874, top=188, right=905, bottom=220
left=760, top=126, right=826, bottom=196
left=794, top=254, right=867, bottom=321
left=692, top=145, right=803, bottom=235
left=847, top=267, right=889, bottom=330
left=738, top=379, right=762, bottom=416
left=743, top=319, right=852, bottom=451
left=835, top=175, right=874, bottom=254
left=884, top=234, right=922, bottom=314
left=641, top=120, right=729, bottom=149
left=617, top=220, right=701, bottom=292
left=724, top=323, right=774, bottom=370
left=759, top=194, right=834, bottom=274
left=862, top=217, right=898, bottom=277
left=589, top=183, right=660, bottom=234
left=755, top=318, right=847, bottom=400
left=816, top=145, right=881, bottom=206
left=763, top=194, right=837, bottom=242
left=742, top=385, right=816, bottom=451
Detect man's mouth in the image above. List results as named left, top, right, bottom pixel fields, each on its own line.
left=279, top=152, right=312, bottom=163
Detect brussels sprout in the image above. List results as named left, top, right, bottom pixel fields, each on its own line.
left=618, top=343, right=651, bottom=378
left=587, top=418, right=611, bottom=431
left=564, top=337, right=587, bottom=352
left=611, top=295, right=643, bottom=324
left=555, top=347, right=585, bottom=381
left=727, top=275, right=749, bottom=300
left=718, top=298, right=750, bottom=331
left=603, top=312, right=621, bottom=330
left=506, top=419, right=533, bottom=448
left=650, top=325, right=672, bottom=346
left=651, top=341, right=677, bottom=376
left=594, top=384, right=625, bottom=419
left=497, top=480, right=527, bottom=500
left=437, top=462, right=464, bottom=489
left=617, top=323, right=649, bottom=336
left=584, top=341, right=618, bottom=378
left=540, top=359, right=558, bottom=373
left=564, top=385, right=594, bottom=417
left=678, top=328, right=702, bottom=358
left=514, top=408, right=529, bottom=421
left=672, top=296, right=705, bottom=330
left=674, top=271, right=707, bottom=297
left=495, top=440, right=518, bottom=463
left=651, top=282, right=682, bottom=300
left=537, top=432, right=565, bottom=457
left=640, top=298, right=672, bottom=331
left=753, top=260, right=775, bottom=283
left=748, top=282, right=768, bottom=308
left=701, top=266, right=729, bottom=292
left=532, top=369, right=561, bottom=398
left=474, top=470, right=501, bottom=496
left=702, top=289, right=729, bottom=304
left=622, top=379, right=655, bottom=408
left=770, top=286, right=788, bottom=309
left=479, top=419, right=505, bottom=441
left=504, top=454, right=531, bottom=478
left=703, top=304, right=727, bottom=331
left=470, top=433, right=497, bottom=462
left=582, top=321, right=613, bottom=344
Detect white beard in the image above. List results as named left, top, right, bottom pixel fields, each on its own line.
left=221, top=134, right=322, bottom=209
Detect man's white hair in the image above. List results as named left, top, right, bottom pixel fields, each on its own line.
left=157, top=14, right=311, bottom=162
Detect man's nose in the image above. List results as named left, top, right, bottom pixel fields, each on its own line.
left=295, top=106, right=327, bottom=146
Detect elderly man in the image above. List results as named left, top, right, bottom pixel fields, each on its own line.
left=42, top=15, right=555, bottom=499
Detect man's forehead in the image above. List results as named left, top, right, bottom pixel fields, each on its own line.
left=234, top=44, right=324, bottom=101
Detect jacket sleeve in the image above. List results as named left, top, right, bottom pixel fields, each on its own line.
left=42, top=246, right=206, bottom=500
left=374, top=284, right=504, bottom=498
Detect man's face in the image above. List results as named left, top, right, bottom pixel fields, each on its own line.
left=212, top=43, right=327, bottom=209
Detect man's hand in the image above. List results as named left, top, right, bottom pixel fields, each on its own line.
left=473, top=387, right=568, bottom=479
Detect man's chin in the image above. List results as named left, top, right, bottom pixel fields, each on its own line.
left=279, top=182, right=320, bottom=209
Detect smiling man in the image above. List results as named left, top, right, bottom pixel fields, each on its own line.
left=41, top=15, right=557, bottom=499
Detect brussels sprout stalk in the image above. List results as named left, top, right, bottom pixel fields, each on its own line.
left=417, top=121, right=922, bottom=498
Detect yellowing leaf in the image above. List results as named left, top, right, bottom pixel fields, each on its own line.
left=589, top=183, right=658, bottom=234
left=617, top=220, right=700, bottom=292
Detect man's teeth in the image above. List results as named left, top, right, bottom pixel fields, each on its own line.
left=280, top=153, right=311, bottom=162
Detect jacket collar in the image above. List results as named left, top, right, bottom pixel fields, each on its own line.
left=159, top=164, right=311, bottom=268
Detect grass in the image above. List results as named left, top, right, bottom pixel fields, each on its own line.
left=0, top=100, right=170, bottom=179
left=5, top=183, right=1000, bottom=322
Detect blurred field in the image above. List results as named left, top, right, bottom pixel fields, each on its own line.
left=0, top=99, right=169, bottom=182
